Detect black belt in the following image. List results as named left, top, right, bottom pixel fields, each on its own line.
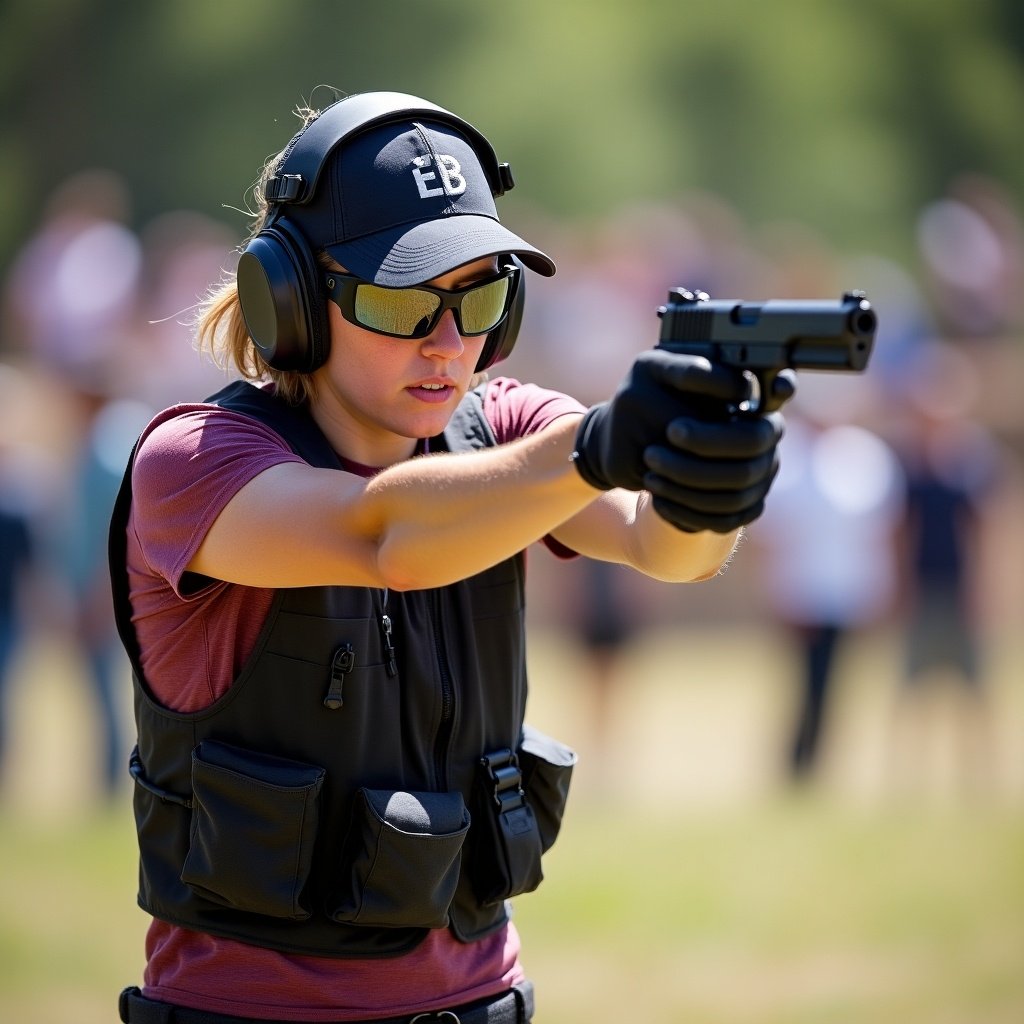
left=119, top=982, right=534, bottom=1024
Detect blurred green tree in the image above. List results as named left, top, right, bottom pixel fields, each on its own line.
left=0, top=0, right=1021, bottom=284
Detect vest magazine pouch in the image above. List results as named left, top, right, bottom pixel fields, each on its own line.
left=181, top=740, right=326, bottom=920
left=518, top=723, right=577, bottom=853
left=327, top=788, right=470, bottom=929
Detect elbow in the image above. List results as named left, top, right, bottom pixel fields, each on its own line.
left=373, top=542, right=450, bottom=593
left=374, top=559, right=421, bottom=593
left=379, top=574, right=420, bottom=594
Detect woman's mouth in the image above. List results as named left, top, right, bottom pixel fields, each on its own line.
left=408, top=382, right=455, bottom=403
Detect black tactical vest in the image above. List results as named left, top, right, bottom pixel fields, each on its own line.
left=109, top=381, right=575, bottom=958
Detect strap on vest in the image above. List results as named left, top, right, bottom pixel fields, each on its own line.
left=201, top=381, right=344, bottom=469
left=442, top=382, right=497, bottom=452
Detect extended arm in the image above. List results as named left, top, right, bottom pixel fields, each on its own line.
left=189, top=351, right=788, bottom=592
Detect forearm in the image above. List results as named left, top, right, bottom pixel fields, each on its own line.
left=548, top=487, right=741, bottom=583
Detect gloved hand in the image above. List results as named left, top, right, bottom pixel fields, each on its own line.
left=573, top=350, right=751, bottom=493
left=572, top=350, right=795, bottom=533
left=642, top=369, right=796, bottom=533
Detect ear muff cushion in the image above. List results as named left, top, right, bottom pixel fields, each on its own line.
left=476, top=257, right=525, bottom=371
left=237, top=222, right=329, bottom=373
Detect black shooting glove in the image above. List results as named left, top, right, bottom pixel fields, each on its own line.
left=573, top=349, right=742, bottom=492
left=642, top=369, right=796, bottom=534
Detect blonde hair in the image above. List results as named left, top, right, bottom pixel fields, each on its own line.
left=195, top=103, right=324, bottom=406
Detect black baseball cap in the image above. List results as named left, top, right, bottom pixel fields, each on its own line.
left=283, top=118, right=556, bottom=287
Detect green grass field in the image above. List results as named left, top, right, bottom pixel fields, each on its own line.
left=1, top=625, right=1022, bottom=1022
left=1, top=797, right=1021, bottom=1023
left=518, top=798, right=1024, bottom=1023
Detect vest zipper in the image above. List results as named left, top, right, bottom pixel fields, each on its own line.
left=431, top=589, right=455, bottom=791
left=379, top=589, right=398, bottom=678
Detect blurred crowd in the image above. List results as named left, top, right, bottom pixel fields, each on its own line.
left=1, top=168, right=1022, bottom=809
left=0, top=171, right=235, bottom=805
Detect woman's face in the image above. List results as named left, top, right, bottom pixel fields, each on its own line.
left=312, top=256, right=496, bottom=466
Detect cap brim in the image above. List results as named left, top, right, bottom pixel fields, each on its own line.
left=322, top=214, right=556, bottom=287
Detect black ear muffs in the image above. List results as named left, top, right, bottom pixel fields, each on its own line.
left=236, top=220, right=329, bottom=373
left=476, top=255, right=525, bottom=372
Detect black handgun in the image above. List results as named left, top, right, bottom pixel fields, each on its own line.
left=656, top=288, right=877, bottom=413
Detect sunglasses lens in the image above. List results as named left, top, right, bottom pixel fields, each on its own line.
left=355, top=284, right=440, bottom=337
left=460, top=276, right=511, bottom=335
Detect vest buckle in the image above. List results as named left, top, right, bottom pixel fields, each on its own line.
left=480, top=748, right=525, bottom=813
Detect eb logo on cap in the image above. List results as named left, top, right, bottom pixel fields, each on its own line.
left=411, top=154, right=467, bottom=199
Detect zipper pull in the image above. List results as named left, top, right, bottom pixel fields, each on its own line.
left=380, top=613, right=398, bottom=677
left=324, top=643, right=355, bottom=709
left=380, top=588, right=398, bottom=678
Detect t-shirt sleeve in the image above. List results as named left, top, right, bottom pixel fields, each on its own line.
left=484, top=377, right=586, bottom=559
left=483, top=377, right=586, bottom=445
left=130, top=406, right=306, bottom=595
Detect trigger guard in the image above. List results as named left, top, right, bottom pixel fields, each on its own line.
left=750, top=369, right=786, bottom=416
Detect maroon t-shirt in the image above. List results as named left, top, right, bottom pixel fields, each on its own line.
left=126, top=377, right=584, bottom=1020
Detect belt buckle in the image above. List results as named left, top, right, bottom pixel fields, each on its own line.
left=410, top=1013, right=461, bottom=1024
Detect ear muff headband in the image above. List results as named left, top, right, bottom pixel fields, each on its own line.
left=270, top=91, right=515, bottom=204
left=237, top=91, right=521, bottom=374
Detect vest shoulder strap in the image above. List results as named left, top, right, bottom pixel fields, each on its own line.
left=438, top=382, right=496, bottom=453
left=205, top=380, right=342, bottom=469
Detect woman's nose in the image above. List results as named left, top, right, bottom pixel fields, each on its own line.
left=420, top=309, right=465, bottom=358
